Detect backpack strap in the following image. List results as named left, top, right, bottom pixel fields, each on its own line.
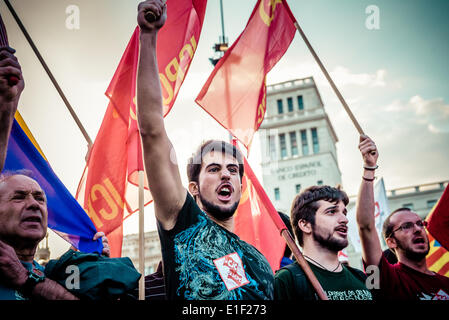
left=280, top=262, right=318, bottom=300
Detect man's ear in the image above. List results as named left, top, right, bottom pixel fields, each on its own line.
left=386, top=237, right=397, bottom=252
left=188, top=181, right=199, bottom=197
left=298, top=219, right=312, bottom=235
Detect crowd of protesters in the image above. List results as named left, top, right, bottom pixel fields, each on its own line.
left=0, top=0, right=448, bottom=301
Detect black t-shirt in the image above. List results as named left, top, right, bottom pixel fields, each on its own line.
left=275, top=261, right=372, bottom=300
left=157, top=192, right=274, bottom=300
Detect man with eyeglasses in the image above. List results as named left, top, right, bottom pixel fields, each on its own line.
left=356, top=135, right=449, bottom=300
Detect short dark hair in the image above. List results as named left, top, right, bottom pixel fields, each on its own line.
left=290, top=185, right=349, bottom=246
left=186, top=140, right=244, bottom=184
left=382, top=207, right=412, bottom=239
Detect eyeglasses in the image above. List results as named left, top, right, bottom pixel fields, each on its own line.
left=388, top=220, right=428, bottom=238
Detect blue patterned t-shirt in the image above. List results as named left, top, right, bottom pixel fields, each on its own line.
left=157, top=192, right=274, bottom=300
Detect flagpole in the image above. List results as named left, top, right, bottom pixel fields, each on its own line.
left=278, top=2, right=363, bottom=135
left=240, top=155, right=329, bottom=300
left=239, top=167, right=331, bottom=300
left=3, top=0, right=93, bottom=148
left=282, top=2, right=379, bottom=156
left=221, top=1, right=327, bottom=299
left=138, top=170, right=145, bottom=300
left=293, top=21, right=364, bottom=135
left=215, top=0, right=233, bottom=142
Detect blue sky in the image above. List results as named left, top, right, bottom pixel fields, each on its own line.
left=3, top=0, right=448, bottom=255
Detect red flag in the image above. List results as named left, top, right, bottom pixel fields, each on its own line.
left=234, top=156, right=286, bottom=272
left=76, top=0, right=207, bottom=257
left=427, top=184, right=449, bottom=251
left=196, top=0, right=296, bottom=149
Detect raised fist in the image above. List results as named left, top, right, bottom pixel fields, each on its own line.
left=359, top=134, right=379, bottom=168
left=0, top=47, right=24, bottom=103
left=137, top=0, right=167, bottom=33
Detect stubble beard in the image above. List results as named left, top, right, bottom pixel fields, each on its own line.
left=396, top=237, right=430, bottom=262
left=312, top=225, right=348, bottom=253
left=198, top=192, right=240, bottom=222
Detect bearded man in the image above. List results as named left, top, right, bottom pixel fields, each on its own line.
left=135, top=0, right=273, bottom=300
left=356, top=135, right=449, bottom=300
left=274, top=184, right=372, bottom=300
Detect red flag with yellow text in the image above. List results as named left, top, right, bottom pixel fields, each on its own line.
left=196, top=0, right=296, bottom=149
left=234, top=156, right=286, bottom=272
left=427, top=184, right=449, bottom=251
left=76, top=0, right=207, bottom=257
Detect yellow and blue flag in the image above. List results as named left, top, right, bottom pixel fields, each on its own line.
left=3, top=113, right=102, bottom=253
left=426, top=186, right=449, bottom=277
left=427, top=233, right=449, bottom=277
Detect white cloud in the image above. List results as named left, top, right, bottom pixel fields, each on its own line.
left=383, top=99, right=406, bottom=112
left=268, top=61, right=388, bottom=89
left=329, top=66, right=387, bottom=87
left=383, top=95, right=449, bottom=133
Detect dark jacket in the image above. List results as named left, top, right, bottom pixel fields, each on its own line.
left=45, top=249, right=141, bottom=300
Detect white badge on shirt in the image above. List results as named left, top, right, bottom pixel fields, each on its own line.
left=214, top=252, right=250, bottom=291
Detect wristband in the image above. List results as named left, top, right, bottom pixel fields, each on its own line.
left=362, top=176, right=375, bottom=182
left=363, top=165, right=378, bottom=171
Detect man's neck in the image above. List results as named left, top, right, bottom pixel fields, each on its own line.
left=195, top=198, right=235, bottom=232
left=207, top=214, right=234, bottom=233
left=398, top=255, right=433, bottom=275
left=0, top=238, right=36, bottom=263
left=16, top=249, right=36, bottom=263
left=303, top=241, right=341, bottom=272
left=12, top=241, right=37, bottom=263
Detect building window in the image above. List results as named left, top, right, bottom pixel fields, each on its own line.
left=277, top=99, right=283, bottom=114
left=311, top=127, right=319, bottom=154
left=268, top=135, right=276, bottom=160
left=279, top=133, right=287, bottom=158
left=300, top=129, right=309, bottom=156
left=287, top=97, right=293, bottom=112
left=427, top=199, right=438, bottom=209
left=295, top=184, right=301, bottom=194
left=289, top=131, right=298, bottom=156
left=274, top=188, right=280, bottom=201
left=403, top=203, right=414, bottom=210
left=317, top=180, right=323, bottom=186
left=297, top=95, right=304, bottom=110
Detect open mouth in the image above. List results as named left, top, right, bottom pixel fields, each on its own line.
left=335, top=225, right=348, bottom=236
left=412, top=237, right=425, bottom=244
left=21, top=216, right=42, bottom=224
left=217, top=184, right=233, bottom=202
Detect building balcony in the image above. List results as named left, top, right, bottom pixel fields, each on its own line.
left=260, top=107, right=325, bottom=128
left=267, top=77, right=315, bottom=93
left=388, top=180, right=448, bottom=198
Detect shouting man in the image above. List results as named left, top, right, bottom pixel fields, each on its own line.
left=136, top=0, right=273, bottom=300
left=356, top=135, right=449, bottom=300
